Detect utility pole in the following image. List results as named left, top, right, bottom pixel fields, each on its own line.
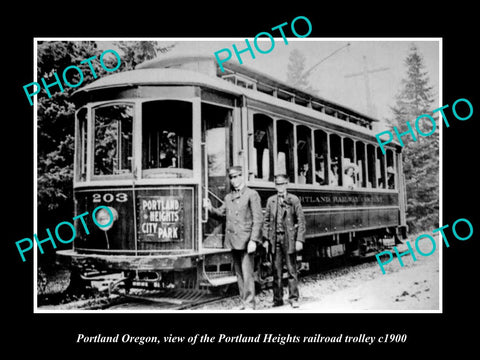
left=344, top=56, right=389, bottom=117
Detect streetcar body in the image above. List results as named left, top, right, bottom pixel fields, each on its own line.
left=57, top=54, right=406, bottom=290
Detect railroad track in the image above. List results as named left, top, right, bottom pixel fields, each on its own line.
left=80, top=253, right=385, bottom=310
left=122, top=289, right=232, bottom=310
left=83, top=288, right=234, bottom=310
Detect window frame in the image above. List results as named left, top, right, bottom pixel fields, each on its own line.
left=251, top=113, right=275, bottom=182
left=91, top=101, right=136, bottom=181
left=296, top=124, right=314, bottom=185
left=376, top=146, right=387, bottom=189
left=275, top=118, right=296, bottom=182
left=355, top=140, right=367, bottom=188
left=313, top=128, right=330, bottom=187
left=74, top=106, right=88, bottom=183
left=386, top=148, right=397, bottom=190
left=73, top=88, right=207, bottom=188
left=366, top=143, right=377, bottom=189
left=342, top=136, right=358, bottom=189
left=140, top=99, right=195, bottom=179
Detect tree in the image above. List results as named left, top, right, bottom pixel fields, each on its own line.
left=37, top=41, right=105, bottom=228
left=389, top=44, right=438, bottom=233
left=114, top=41, right=175, bottom=69
left=286, top=49, right=315, bottom=93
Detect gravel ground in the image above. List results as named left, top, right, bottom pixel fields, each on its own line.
left=196, top=243, right=440, bottom=312
left=275, top=251, right=438, bottom=312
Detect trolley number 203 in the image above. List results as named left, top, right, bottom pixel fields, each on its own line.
left=379, top=334, right=407, bottom=343
left=92, top=193, right=128, bottom=203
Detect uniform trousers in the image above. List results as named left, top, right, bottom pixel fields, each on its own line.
left=231, top=249, right=256, bottom=309
left=273, top=233, right=299, bottom=305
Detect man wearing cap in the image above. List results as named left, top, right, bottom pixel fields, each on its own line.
left=263, top=174, right=305, bottom=308
left=204, top=165, right=263, bottom=310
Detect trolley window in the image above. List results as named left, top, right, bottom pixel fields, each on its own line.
left=367, top=144, right=376, bottom=188
left=203, top=102, right=230, bottom=177
left=343, top=137, right=356, bottom=189
left=252, top=114, right=274, bottom=181
left=93, top=103, right=133, bottom=177
left=386, top=149, right=396, bottom=189
left=276, top=120, right=295, bottom=180
left=355, top=141, right=366, bottom=188
left=377, top=147, right=386, bottom=189
left=76, top=107, right=87, bottom=182
left=142, top=100, right=193, bottom=178
left=297, top=125, right=313, bottom=184
left=329, top=134, right=342, bottom=186
left=314, top=130, right=329, bottom=186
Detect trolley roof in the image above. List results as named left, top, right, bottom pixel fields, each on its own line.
left=137, top=55, right=379, bottom=125
left=75, top=54, right=398, bottom=145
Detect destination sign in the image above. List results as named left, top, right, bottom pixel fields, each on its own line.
left=138, top=196, right=184, bottom=242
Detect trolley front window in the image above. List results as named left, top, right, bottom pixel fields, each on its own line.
left=142, top=100, right=193, bottom=178
left=93, top=104, right=133, bottom=177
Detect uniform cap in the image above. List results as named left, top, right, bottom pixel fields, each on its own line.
left=274, top=173, right=289, bottom=182
left=228, top=166, right=243, bottom=176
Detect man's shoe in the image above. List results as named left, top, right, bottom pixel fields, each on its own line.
left=272, top=301, right=284, bottom=307
left=290, top=301, right=300, bottom=308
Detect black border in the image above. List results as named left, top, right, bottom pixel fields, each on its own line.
left=5, top=5, right=478, bottom=356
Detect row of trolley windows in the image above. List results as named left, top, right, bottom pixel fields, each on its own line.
left=76, top=101, right=396, bottom=189
left=76, top=101, right=194, bottom=181
left=76, top=100, right=231, bottom=181
left=252, top=114, right=397, bottom=189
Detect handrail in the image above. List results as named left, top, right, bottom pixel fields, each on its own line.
left=201, top=142, right=209, bottom=223
left=204, top=186, right=225, bottom=205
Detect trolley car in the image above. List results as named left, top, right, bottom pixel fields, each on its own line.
left=57, top=54, right=407, bottom=291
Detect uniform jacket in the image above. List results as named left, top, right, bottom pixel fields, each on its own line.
left=263, top=193, right=306, bottom=254
left=210, top=186, right=263, bottom=250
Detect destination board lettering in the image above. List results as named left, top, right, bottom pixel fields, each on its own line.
left=138, top=197, right=184, bottom=241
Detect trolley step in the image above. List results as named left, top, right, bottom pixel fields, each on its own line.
left=200, top=271, right=237, bottom=287
left=205, top=275, right=237, bottom=287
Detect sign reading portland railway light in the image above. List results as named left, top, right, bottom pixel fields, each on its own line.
left=138, top=196, right=184, bottom=241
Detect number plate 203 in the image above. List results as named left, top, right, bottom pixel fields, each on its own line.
left=92, top=192, right=128, bottom=203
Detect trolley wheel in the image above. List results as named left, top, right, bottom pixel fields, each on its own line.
left=65, top=268, right=90, bottom=295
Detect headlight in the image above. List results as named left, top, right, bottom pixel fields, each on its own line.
left=93, top=206, right=118, bottom=231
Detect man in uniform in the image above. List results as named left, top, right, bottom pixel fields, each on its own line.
left=263, top=174, right=305, bottom=308
left=204, top=166, right=263, bottom=310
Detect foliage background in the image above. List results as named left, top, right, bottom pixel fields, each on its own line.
left=387, top=45, right=439, bottom=233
